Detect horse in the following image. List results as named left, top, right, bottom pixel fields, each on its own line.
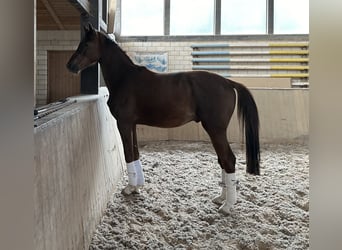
left=67, top=24, right=260, bottom=215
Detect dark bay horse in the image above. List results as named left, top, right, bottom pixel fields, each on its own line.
left=67, top=24, right=260, bottom=214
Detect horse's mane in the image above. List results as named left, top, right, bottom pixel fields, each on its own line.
left=99, top=32, right=143, bottom=70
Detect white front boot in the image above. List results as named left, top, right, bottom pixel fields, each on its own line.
left=218, top=172, right=237, bottom=215
left=122, top=162, right=138, bottom=195
left=134, top=159, right=145, bottom=188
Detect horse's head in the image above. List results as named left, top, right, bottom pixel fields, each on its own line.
left=67, top=24, right=100, bottom=74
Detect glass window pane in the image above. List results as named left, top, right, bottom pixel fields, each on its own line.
left=274, top=0, right=309, bottom=34
left=221, top=0, right=266, bottom=35
left=121, top=0, right=164, bottom=36
left=170, top=0, right=214, bottom=35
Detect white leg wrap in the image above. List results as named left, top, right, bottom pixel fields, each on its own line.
left=122, top=162, right=138, bottom=196
left=127, top=162, right=137, bottom=186
left=212, top=169, right=227, bottom=205
left=134, top=159, right=145, bottom=187
left=219, top=172, right=237, bottom=215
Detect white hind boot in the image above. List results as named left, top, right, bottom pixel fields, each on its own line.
left=121, top=160, right=145, bottom=195
left=121, top=162, right=138, bottom=195
left=218, top=172, right=237, bottom=215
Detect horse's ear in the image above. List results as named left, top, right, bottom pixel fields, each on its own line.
left=84, top=24, right=90, bottom=33
left=87, top=23, right=97, bottom=37
left=88, top=23, right=94, bottom=32
left=83, top=23, right=96, bottom=34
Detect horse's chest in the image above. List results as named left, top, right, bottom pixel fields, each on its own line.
left=107, top=95, right=134, bottom=120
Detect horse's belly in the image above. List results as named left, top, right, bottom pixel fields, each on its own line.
left=136, top=84, right=197, bottom=127
left=138, top=109, right=197, bottom=128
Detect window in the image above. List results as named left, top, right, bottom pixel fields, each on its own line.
left=274, top=0, right=309, bottom=34
left=221, top=0, right=267, bottom=35
left=119, top=0, right=309, bottom=36
left=121, top=0, right=164, bottom=36
left=170, top=0, right=214, bottom=35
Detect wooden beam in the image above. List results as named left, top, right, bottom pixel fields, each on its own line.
left=40, top=0, right=65, bottom=30
left=68, top=0, right=91, bottom=15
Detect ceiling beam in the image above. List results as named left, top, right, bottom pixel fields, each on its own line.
left=40, top=0, right=65, bottom=30
left=68, top=0, right=91, bottom=15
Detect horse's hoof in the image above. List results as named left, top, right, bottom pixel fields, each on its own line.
left=212, top=196, right=225, bottom=205
left=136, top=185, right=144, bottom=192
left=218, top=202, right=234, bottom=215
left=132, top=187, right=141, bottom=194
left=121, top=185, right=138, bottom=196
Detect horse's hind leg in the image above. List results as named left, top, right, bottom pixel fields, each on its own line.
left=202, top=124, right=238, bottom=214
left=132, top=125, right=145, bottom=189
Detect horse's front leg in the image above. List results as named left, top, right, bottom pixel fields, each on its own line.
left=132, top=125, right=145, bottom=189
left=117, top=122, right=139, bottom=195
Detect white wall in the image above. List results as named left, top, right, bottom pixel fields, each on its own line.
left=34, top=88, right=125, bottom=250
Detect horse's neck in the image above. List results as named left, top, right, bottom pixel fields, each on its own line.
left=99, top=37, right=140, bottom=93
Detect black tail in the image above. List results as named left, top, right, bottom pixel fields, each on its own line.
left=231, top=81, right=260, bottom=175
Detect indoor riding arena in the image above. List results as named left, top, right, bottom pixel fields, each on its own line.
left=34, top=0, right=309, bottom=249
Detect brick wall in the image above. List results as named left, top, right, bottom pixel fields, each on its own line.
left=119, top=41, right=193, bottom=72
left=119, top=40, right=309, bottom=87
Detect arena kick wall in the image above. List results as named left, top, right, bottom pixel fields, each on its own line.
left=34, top=88, right=125, bottom=250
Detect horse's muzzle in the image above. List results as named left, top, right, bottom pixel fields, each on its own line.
left=66, top=61, right=79, bottom=74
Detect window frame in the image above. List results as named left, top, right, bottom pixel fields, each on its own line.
left=115, top=0, right=309, bottom=40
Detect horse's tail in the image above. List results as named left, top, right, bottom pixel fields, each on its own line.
left=231, top=81, right=260, bottom=175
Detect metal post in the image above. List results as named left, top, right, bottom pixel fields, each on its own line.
left=164, top=0, right=170, bottom=35
left=215, top=0, right=221, bottom=35
left=267, top=0, right=274, bottom=34
left=80, top=0, right=100, bottom=94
